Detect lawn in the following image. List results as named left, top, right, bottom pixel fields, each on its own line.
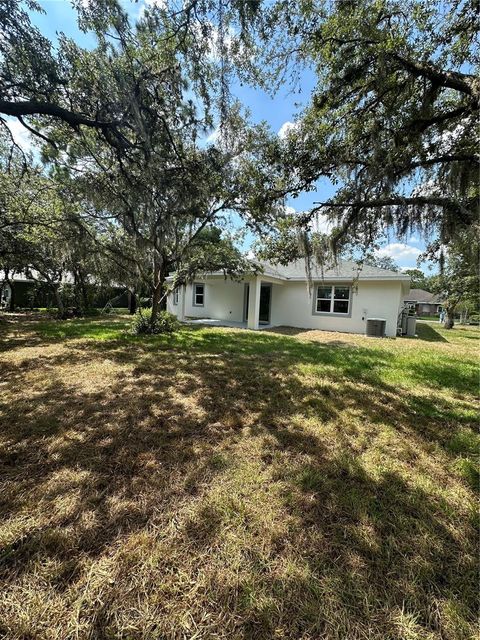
left=0, top=315, right=478, bottom=640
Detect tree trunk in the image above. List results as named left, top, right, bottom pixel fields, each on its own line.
left=8, top=281, right=15, bottom=312
left=74, top=270, right=89, bottom=315
left=151, top=281, right=162, bottom=325
left=54, top=286, right=65, bottom=319
left=151, top=255, right=166, bottom=325
left=82, top=283, right=89, bottom=313
left=444, top=308, right=455, bottom=329
left=74, top=271, right=81, bottom=311
left=128, top=289, right=137, bottom=315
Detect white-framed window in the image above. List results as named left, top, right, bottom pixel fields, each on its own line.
left=193, top=283, right=205, bottom=307
left=314, top=285, right=351, bottom=315
left=172, top=288, right=179, bottom=305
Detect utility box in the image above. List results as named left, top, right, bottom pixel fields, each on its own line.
left=406, top=316, right=417, bottom=337
left=366, top=318, right=386, bottom=337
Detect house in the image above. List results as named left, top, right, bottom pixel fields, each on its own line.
left=167, top=259, right=410, bottom=337
left=0, top=274, right=37, bottom=309
left=0, top=272, right=129, bottom=311
left=403, top=289, right=443, bottom=316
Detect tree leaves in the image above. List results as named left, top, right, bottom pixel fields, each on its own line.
left=247, top=0, right=479, bottom=261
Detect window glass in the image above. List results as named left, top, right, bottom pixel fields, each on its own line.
left=194, top=283, right=204, bottom=306
left=333, top=300, right=349, bottom=313
left=317, top=286, right=332, bottom=299
left=173, top=289, right=179, bottom=305
left=315, top=284, right=350, bottom=314
left=317, top=299, right=331, bottom=312
left=334, top=286, right=350, bottom=300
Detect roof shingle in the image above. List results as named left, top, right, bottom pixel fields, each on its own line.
left=257, top=258, right=409, bottom=281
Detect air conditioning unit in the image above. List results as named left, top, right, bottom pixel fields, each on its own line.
left=366, top=318, right=386, bottom=337
left=406, top=316, right=416, bottom=337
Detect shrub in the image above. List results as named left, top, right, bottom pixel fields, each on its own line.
left=131, top=308, right=180, bottom=335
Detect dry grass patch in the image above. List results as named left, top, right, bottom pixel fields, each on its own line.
left=0, top=314, right=478, bottom=639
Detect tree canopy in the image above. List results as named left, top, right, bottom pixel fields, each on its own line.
left=244, top=0, right=479, bottom=261
left=430, top=225, right=479, bottom=328
left=0, top=0, right=478, bottom=324
left=0, top=0, right=268, bottom=321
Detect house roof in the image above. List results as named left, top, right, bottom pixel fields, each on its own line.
left=258, top=259, right=410, bottom=282
left=0, top=272, right=35, bottom=283
left=167, top=258, right=410, bottom=291
left=403, top=288, right=442, bottom=304
left=0, top=270, right=75, bottom=284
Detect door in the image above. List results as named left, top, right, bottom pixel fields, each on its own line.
left=259, top=283, right=271, bottom=324
left=243, top=283, right=249, bottom=322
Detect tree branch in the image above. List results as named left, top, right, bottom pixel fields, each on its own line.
left=313, top=195, right=468, bottom=209
left=391, top=54, right=479, bottom=99
left=0, top=99, right=117, bottom=129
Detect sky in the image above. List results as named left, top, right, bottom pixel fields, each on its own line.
left=13, top=0, right=433, bottom=273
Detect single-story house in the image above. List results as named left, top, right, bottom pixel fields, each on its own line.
left=0, top=274, right=37, bottom=309
left=0, top=272, right=129, bottom=310
left=167, top=259, right=410, bottom=337
left=403, top=289, right=443, bottom=316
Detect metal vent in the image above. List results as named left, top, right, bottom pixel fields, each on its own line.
left=366, top=318, right=386, bottom=337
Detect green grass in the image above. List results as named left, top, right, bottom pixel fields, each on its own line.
left=0, top=314, right=478, bottom=640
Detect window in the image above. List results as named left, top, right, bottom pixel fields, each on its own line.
left=315, top=285, right=350, bottom=315
left=193, top=283, right=204, bottom=306
left=172, top=288, right=179, bottom=305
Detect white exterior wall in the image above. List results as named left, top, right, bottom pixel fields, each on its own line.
left=167, top=278, right=246, bottom=322
left=270, top=280, right=403, bottom=337
left=168, top=277, right=404, bottom=337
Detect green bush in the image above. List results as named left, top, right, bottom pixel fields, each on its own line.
left=131, top=308, right=180, bottom=335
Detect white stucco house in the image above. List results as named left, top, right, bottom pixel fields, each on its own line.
left=167, top=259, right=410, bottom=337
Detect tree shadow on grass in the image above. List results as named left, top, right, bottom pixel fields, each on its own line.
left=415, top=322, right=448, bottom=342
left=235, top=453, right=477, bottom=640
left=0, top=323, right=478, bottom=639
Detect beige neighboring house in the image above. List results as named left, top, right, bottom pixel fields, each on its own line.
left=403, top=288, right=443, bottom=316
left=167, top=259, right=410, bottom=337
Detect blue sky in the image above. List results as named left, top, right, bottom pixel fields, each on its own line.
left=17, top=0, right=431, bottom=272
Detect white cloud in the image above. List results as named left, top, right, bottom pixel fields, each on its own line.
left=3, top=118, right=34, bottom=153
left=208, top=25, right=238, bottom=61
left=137, top=0, right=167, bottom=20
left=205, top=125, right=220, bottom=144
left=282, top=206, right=332, bottom=235
left=436, top=120, right=467, bottom=154
left=377, top=243, right=422, bottom=260
left=278, top=121, right=298, bottom=140
left=186, top=21, right=239, bottom=61
left=313, top=213, right=333, bottom=234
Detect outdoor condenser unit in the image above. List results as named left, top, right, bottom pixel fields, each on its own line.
left=366, top=318, right=386, bottom=337
left=406, top=316, right=417, bottom=337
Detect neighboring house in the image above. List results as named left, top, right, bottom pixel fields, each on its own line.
left=0, top=274, right=37, bottom=309
left=403, top=289, right=443, bottom=316
left=167, top=259, right=410, bottom=337
left=0, top=272, right=129, bottom=310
